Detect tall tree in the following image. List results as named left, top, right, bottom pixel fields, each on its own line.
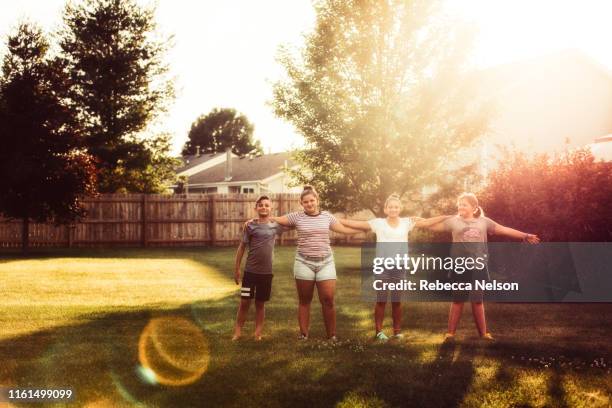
left=59, top=0, right=175, bottom=192
left=273, top=0, right=490, bottom=216
left=182, top=108, right=262, bottom=156
left=0, top=23, right=97, bottom=253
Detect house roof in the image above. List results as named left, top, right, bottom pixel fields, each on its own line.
left=188, top=152, right=296, bottom=184
left=589, top=134, right=612, bottom=161
left=176, top=152, right=226, bottom=173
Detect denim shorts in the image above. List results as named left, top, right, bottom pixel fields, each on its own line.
left=293, top=253, right=336, bottom=281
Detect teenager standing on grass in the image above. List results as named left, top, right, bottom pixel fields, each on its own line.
left=428, top=192, right=540, bottom=341
left=339, top=194, right=449, bottom=341
left=269, top=186, right=361, bottom=341
left=233, top=196, right=284, bottom=341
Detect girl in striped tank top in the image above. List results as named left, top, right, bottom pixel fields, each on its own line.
left=272, top=185, right=361, bottom=341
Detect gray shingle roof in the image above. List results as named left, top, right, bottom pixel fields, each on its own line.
left=188, top=152, right=296, bottom=184
left=176, top=152, right=226, bottom=173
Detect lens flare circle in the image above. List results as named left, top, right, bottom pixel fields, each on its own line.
left=138, top=317, right=210, bottom=386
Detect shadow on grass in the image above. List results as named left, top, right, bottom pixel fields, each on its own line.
left=1, top=248, right=611, bottom=407
left=2, top=301, right=611, bottom=407
left=0, top=290, right=480, bottom=408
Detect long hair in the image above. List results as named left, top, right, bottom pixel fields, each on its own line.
left=457, top=192, right=484, bottom=217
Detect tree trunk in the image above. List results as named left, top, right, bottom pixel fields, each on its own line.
left=21, top=217, right=29, bottom=255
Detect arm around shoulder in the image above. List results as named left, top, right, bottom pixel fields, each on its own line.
left=271, top=215, right=292, bottom=227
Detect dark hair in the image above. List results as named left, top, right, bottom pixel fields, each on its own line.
left=300, top=185, right=319, bottom=201
left=255, top=195, right=271, bottom=206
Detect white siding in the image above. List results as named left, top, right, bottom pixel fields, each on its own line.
left=266, top=175, right=301, bottom=193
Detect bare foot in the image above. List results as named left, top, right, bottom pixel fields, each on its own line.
left=232, top=334, right=241, bottom=341
left=481, top=332, right=495, bottom=341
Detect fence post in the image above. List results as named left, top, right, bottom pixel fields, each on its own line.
left=141, top=194, right=148, bottom=247
left=210, top=195, right=217, bottom=246
left=67, top=224, right=74, bottom=248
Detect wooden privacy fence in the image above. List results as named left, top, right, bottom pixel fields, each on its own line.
left=0, top=193, right=370, bottom=248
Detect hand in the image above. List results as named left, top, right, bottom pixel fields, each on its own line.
left=242, top=218, right=256, bottom=231
left=234, top=270, right=241, bottom=285
left=524, top=233, right=540, bottom=244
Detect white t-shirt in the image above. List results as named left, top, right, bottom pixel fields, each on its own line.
left=367, top=217, right=414, bottom=242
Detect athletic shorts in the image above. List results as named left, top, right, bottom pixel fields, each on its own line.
left=451, top=267, right=488, bottom=303
left=293, top=253, right=336, bottom=281
left=241, top=272, right=273, bottom=302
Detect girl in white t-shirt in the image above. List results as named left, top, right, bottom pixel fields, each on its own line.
left=339, top=194, right=448, bottom=341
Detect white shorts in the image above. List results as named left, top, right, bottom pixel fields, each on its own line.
left=293, top=253, right=336, bottom=281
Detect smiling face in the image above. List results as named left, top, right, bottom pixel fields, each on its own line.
left=255, top=199, right=271, bottom=217
left=383, top=198, right=402, bottom=219
left=457, top=198, right=476, bottom=218
left=300, top=193, right=318, bottom=214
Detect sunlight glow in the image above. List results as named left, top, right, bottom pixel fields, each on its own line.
left=0, top=258, right=235, bottom=339
left=446, top=0, right=612, bottom=69
left=1, top=1, right=611, bottom=152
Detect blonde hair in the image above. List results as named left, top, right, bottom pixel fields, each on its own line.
left=457, top=192, right=484, bottom=217
left=300, top=185, right=319, bottom=201
left=384, top=193, right=402, bottom=208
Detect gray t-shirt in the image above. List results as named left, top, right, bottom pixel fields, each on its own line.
left=443, top=215, right=498, bottom=259
left=242, top=220, right=284, bottom=275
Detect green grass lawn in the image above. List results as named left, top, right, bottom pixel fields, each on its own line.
left=0, top=247, right=610, bottom=408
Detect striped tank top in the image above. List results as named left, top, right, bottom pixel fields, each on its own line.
left=286, top=211, right=338, bottom=257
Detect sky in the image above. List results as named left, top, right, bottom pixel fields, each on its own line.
left=1, top=0, right=612, bottom=155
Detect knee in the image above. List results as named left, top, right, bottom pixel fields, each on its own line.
left=255, top=301, right=265, bottom=309
left=320, top=296, right=335, bottom=308
left=299, top=299, right=312, bottom=307
left=239, top=299, right=251, bottom=310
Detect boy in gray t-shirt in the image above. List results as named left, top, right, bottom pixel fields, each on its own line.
left=232, top=195, right=284, bottom=341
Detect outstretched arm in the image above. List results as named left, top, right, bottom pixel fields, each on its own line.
left=330, top=222, right=363, bottom=235
left=412, top=215, right=451, bottom=229
left=494, top=224, right=540, bottom=243
left=415, top=215, right=453, bottom=232
left=339, top=218, right=372, bottom=231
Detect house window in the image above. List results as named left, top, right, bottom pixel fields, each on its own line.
left=228, top=186, right=241, bottom=193
left=242, top=187, right=255, bottom=194
left=188, top=186, right=217, bottom=194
